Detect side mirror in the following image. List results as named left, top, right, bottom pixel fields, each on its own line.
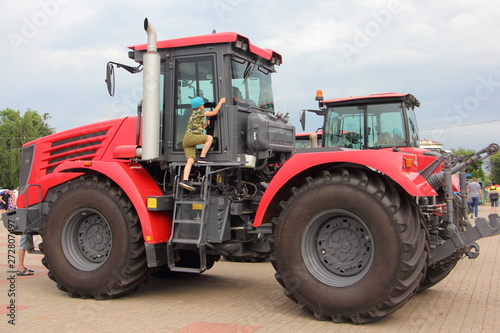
left=300, top=108, right=325, bottom=131
left=106, top=62, right=115, bottom=97
left=300, top=109, right=306, bottom=131
left=105, top=61, right=143, bottom=97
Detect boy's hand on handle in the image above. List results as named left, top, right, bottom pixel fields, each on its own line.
left=205, top=97, right=226, bottom=117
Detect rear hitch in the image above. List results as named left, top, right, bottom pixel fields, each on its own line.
left=431, top=214, right=500, bottom=264
left=464, top=243, right=480, bottom=259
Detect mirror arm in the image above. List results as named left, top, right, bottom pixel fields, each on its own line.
left=106, top=61, right=144, bottom=96
left=299, top=109, right=325, bottom=131
left=108, top=61, right=143, bottom=74
left=302, top=109, right=325, bottom=116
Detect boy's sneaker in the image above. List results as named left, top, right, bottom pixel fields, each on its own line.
left=179, top=180, right=195, bottom=191
left=196, top=157, right=213, bottom=164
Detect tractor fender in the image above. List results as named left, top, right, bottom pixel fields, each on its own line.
left=254, top=149, right=437, bottom=227
left=54, top=160, right=171, bottom=244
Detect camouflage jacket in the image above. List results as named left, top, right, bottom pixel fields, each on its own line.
left=186, top=108, right=205, bottom=135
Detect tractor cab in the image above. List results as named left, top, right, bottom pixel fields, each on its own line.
left=119, top=31, right=292, bottom=165
left=301, top=92, right=420, bottom=150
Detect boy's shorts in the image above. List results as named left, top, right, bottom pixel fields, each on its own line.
left=19, top=234, right=28, bottom=250
left=492, top=199, right=499, bottom=207
left=182, top=132, right=208, bottom=160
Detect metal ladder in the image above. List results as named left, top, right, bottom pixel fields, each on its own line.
left=167, top=164, right=214, bottom=273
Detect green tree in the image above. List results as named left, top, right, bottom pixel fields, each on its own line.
left=451, top=147, right=485, bottom=180
left=0, top=108, right=54, bottom=189
left=489, top=152, right=500, bottom=185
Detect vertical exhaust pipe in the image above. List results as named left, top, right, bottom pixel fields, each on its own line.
left=141, top=18, right=160, bottom=160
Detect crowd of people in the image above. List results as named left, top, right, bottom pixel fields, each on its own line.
left=467, top=178, right=499, bottom=217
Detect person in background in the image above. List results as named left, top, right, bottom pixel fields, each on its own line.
left=0, top=189, right=11, bottom=214
left=467, top=178, right=483, bottom=218
left=4, top=189, right=36, bottom=275
left=7, top=189, right=16, bottom=210
left=489, top=185, right=499, bottom=214
left=17, top=235, right=35, bottom=276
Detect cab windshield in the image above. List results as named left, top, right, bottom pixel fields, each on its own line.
left=324, top=102, right=415, bottom=149
left=231, top=58, right=275, bottom=111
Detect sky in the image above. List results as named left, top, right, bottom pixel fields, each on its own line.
left=1, top=0, right=499, bottom=152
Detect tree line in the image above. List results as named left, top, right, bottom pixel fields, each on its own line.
left=0, top=108, right=54, bottom=189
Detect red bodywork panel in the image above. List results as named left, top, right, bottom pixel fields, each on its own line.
left=322, top=93, right=413, bottom=105
left=18, top=116, right=171, bottom=244
left=129, top=32, right=282, bottom=63
left=20, top=116, right=138, bottom=207
left=52, top=160, right=170, bottom=244
left=253, top=149, right=441, bottom=227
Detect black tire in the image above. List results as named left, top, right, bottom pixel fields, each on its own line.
left=39, top=175, right=148, bottom=299
left=418, top=259, right=458, bottom=292
left=271, top=168, right=427, bottom=323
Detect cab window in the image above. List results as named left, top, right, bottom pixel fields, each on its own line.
left=231, top=58, right=274, bottom=111
left=367, top=104, right=406, bottom=148
left=173, top=56, right=216, bottom=151
left=324, top=103, right=407, bottom=149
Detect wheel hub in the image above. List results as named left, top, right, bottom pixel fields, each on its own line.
left=302, top=209, right=374, bottom=287
left=78, top=215, right=111, bottom=261
left=62, top=209, right=112, bottom=271
left=316, top=217, right=372, bottom=277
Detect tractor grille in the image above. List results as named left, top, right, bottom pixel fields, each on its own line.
left=44, top=129, right=110, bottom=174
left=19, top=144, right=35, bottom=193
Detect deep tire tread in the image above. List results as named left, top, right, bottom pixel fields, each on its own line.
left=270, top=167, right=427, bottom=323
left=39, top=174, right=149, bottom=299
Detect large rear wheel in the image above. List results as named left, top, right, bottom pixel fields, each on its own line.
left=40, top=175, right=148, bottom=299
left=271, top=168, right=427, bottom=323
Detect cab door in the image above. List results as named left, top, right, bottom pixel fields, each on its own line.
left=173, top=56, right=218, bottom=151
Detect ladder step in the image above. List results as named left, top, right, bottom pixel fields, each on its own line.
left=169, top=163, right=211, bottom=274
left=176, top=200, right=204, bottom=205
left=174, top=219, right=202, bottom=225
left=170, top=238, right=199, bottom=244
left=247, top=227, right=272, bottom=234
left=169, top=266, right=204, bottom=274
left=247, top=223, right=273, bottom=234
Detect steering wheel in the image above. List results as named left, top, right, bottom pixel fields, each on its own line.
left=345, top=132, right=361, bottom=144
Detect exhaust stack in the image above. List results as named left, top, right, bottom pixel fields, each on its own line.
left=141, top=18, right=161, bottom=160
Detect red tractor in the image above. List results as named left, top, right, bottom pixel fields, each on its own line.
left=3, top=19, right=500, bottom=323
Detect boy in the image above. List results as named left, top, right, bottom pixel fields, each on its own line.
left=180, top=96, right=226, bottom=191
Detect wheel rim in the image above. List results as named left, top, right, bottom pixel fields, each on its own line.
left=62, top=208, right=112, bottom=271
left=302, top=209, right=374, bottom=287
